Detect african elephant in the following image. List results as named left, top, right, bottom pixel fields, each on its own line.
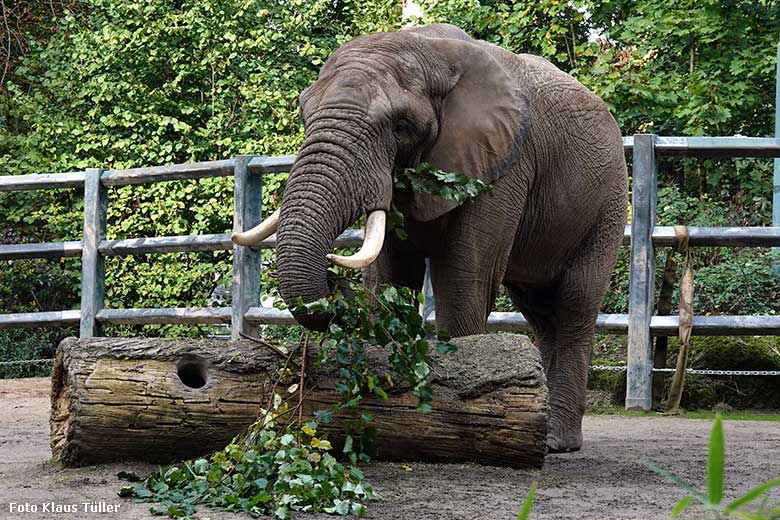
left=233, top=23, right=628, bottom=452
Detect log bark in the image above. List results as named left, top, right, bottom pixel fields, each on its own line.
left=51, top=333, right=548, bottom=468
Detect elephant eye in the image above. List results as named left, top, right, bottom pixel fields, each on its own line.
left=393, top=119, right=409, bottom=134
left=393, top=119, right=411, bottom=136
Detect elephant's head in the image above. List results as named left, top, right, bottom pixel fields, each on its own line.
left=232, top=24, right=530, bottom=330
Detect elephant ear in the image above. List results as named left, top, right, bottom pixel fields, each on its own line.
left=408, top=37, right=530, bottom=222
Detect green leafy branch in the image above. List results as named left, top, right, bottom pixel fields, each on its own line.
left=642, top=416, right=780, bottom=519
left=389, top=163, right=493, bottom=239
left=300, top=284, right=456, bottom=459
left=120, top=336, right=376, bottom=519
left=120, top=284, right=455, bottom=519
left=394, top=163, right=493, bottom=204
left=120, top=404, right=374, bottom=519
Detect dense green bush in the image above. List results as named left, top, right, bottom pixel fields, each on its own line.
left=687, top=336, right=780, bottom=372
left=657, top=185, right=780, bottom=316
left=0, top=0, right=402, bottom=349
left=677, top=337, right=780, bottom=411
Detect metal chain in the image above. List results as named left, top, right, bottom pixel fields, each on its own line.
left=0, top=358, right=55, bottom=367
left=590, top=364, right=780, bottom=376
left=591, top=365, right=629, bottom=372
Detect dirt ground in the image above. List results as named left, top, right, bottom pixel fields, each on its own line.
left=1, top=377, right=778, bottom=520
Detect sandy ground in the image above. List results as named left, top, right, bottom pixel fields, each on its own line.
left=1, top=377, right=779, bottom=520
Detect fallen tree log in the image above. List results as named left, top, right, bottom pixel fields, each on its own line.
left=51, top=333, right=548, bottom=468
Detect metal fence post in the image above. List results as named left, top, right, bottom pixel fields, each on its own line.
left=79, top=168, right=107, bottom=337
left=231, top=155, right=261, bottom=340
left=626, top=134, right=657, bottom=410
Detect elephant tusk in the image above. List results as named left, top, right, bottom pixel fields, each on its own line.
left=231, top=208, right=280, bottom=246
left=326, top=210, right=386, bottom=269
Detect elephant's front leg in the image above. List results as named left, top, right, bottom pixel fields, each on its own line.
left=507, top=222, right=619, bottom=453
left=428, top=245, right=507, bottom=337
left=507, top=283, right=595, bottom=453
left=539, top=312, right=596, bottom=453
left=426, top=194, right=520, bottom=337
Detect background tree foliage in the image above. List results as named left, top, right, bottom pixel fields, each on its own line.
left=2, top=0, right=780, bottom=366
left=0, top=0, right=402, bottom=340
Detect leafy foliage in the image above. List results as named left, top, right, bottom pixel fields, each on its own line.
left=122, top=283, right=455, bottom=518
left=583, top=1, right=779, bottom=138
left=0, top=1, right=87, bottom=92
left=0, top=328, right=68, bottom=378
left=643, top=416, right=780, bottom=519
left=303, top=284, right=455, bottom=416
left=388, top=162, right=492, bottom=239
left=298, top=284, right=455, bottom=461
left=394, top=163, right=493, bottom=204
left=121, top=387, right=375, bottom=519
left=418, top=0, right=590, bottom=71
left=0, top=0, right=402, bottom=343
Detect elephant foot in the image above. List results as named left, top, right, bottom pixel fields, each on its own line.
left=546, top=422, right=583, bottom=453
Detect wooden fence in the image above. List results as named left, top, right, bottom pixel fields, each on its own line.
left=2, top=134, right=780, bottom=409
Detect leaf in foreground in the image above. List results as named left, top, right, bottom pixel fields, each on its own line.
left=707, top=415, right=725, bottom=506
left=517, top=482, right=537, bottom=520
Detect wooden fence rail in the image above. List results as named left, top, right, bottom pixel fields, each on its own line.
left=2, top=135, right=780, bottom=409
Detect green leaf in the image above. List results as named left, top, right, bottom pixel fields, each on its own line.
left=436, top=341, right=457, bottom=354
left=517, top=482, right=536, bottom=520
left=413, top=361, right=430, bottom=380
left=343, top=435, right=353, bottom=454
left=313, top=410, right=333, bottom=424
left=707, top=416, right=725, bottom=505
left=132, top=486, right=153, bottom=498
left=417, top=401, right=433, bottom=414
left=349, top=467, right=365, bottom=481
left=382, top=286, right=399, bottom=303
left=117, top=486, right=135, bottom=497
left=641, top=460, right=709, bottom=505
left=725, top=478, right=780, bottom=512
left=671, top=496, right=696, bottom=518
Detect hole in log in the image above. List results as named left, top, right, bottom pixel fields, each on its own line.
left=176, top=356, right=209, bottom=389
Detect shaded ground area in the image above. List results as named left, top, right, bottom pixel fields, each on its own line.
left=1, top=377, right=778, bottom=519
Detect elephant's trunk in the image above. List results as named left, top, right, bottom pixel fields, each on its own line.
left=275, top=127, right=391, bottom=330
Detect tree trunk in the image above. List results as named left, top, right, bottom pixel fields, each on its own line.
left=51, top=334, right=548, bottom=468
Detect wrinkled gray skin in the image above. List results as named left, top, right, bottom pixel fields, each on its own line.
left=275, top=24, right=628, bottom=452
